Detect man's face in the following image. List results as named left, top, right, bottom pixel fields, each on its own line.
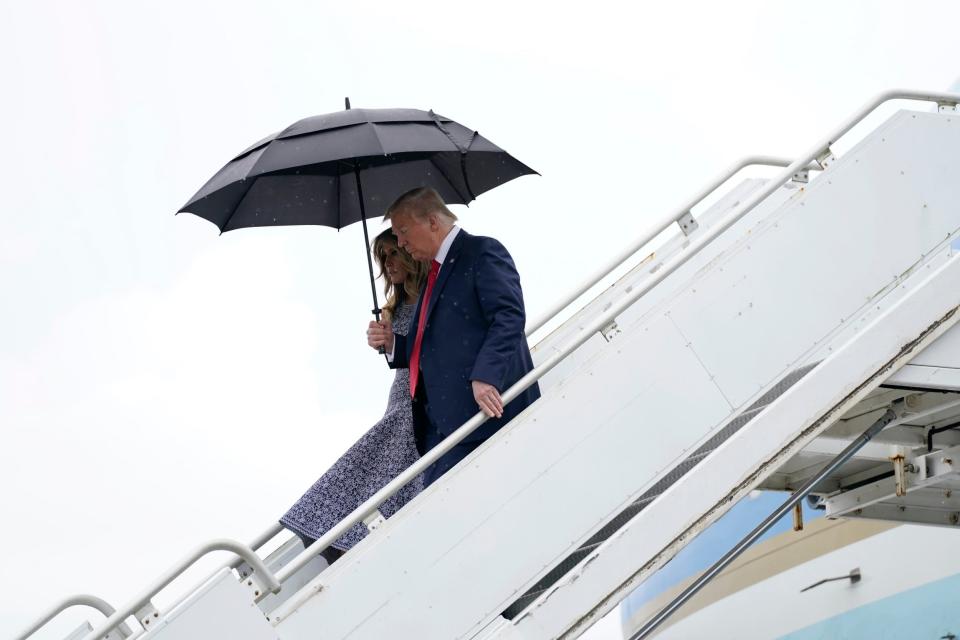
left=390, top=210, right=435, bottom=261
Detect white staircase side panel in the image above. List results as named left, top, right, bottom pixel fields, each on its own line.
left=667, top=111, right=960, bottom=408
left=491, top=109, right=960, bottom=639
left=496, top=246, right=960, bottom=640
left=270, top=109, right=960, bottom=640
left=531, top=177, right=797, bottom=392
left=138, top=569, right=277, bottom=640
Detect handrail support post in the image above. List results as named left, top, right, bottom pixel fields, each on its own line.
left=816, top=146, right=836, bottom=170
left=236, top=560, right=254, bottom=580
left=600, top=319, right=621, bottom=342
left=244, top=573, right=274, bottom=601
left=134, top=601, right=160, bottom=632
left=677, top=210, right=699, bottom=237
left=938, top=101, right=958, bottom=113
left=364, top=510, right=386, bottom=531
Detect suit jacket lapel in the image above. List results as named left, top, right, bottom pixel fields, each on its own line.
left=425, top=229, right=467, bottom=323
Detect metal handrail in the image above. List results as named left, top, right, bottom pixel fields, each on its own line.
left=17, top=524, right=285, bottom=640
left=229, top=522, right=284, bottom=571
left=12, top=595, right=127, bottom=640
left=271, top=88, right=960, bottom=601
left=41, top=88, right=960, bottom=638
left=81, top=539, right=280, bottom=640
left=524, top=155, right=820, bottom=336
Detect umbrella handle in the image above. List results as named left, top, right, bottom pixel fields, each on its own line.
left=372, top=307, right=385, bottom=355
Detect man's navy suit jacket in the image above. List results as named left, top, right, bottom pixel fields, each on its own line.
left=391, top=229, right=540, bottom=445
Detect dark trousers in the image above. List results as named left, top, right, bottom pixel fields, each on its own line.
left=412, top=377, right=483, bottom=486
left=293, top=532, right=344, bottom=565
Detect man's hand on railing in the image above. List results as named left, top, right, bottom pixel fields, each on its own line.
left=367, top=320, right=394, bottom=353
left=472, top=380, right=503, bottom=418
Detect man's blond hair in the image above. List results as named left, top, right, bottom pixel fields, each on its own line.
left=384, top=187, right=458, bottom=225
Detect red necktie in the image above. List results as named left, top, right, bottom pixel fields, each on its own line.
left=409, top=260, right=441, bottom=397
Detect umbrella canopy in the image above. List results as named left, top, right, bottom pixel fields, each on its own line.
left=179, top=107, right=537, bottom=232
left=177, top=103, right=536, bottom=334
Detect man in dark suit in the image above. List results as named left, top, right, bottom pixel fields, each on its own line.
left=367, top=187, right=540, bottom=486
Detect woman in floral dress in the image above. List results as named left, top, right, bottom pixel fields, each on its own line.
left=280, top=229, right=428, bottom=562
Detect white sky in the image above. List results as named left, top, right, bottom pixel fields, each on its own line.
left=2, top=1, right=960, bottom=638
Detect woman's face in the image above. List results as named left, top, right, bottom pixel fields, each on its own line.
left=382, top=244, right=409, bottom=285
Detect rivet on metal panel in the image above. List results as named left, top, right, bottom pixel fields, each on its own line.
left=677, top=211, right=699, bottom=237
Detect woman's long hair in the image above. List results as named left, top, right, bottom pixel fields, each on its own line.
left=373, top=229, right=428, bottom=322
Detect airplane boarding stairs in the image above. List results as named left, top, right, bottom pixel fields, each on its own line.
left=18, top=90, right=960, bottom=640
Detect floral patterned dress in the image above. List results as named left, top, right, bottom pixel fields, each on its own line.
left=280, top=303, right=424, bottom=550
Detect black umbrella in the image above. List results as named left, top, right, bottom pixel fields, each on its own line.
left=178, top=99, right=537, bottom=328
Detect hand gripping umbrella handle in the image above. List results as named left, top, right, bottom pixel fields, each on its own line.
left=372, top=307, right=385, bottom=355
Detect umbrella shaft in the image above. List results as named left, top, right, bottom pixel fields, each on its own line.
left=353, top=166, right=384, bottom=354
